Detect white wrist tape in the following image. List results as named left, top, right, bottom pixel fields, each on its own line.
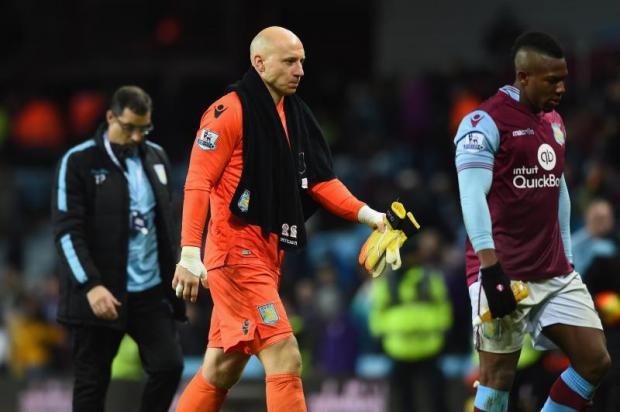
left=178, top=246, right=206, bottom=279
left=358, top=205, right=384, bottom=228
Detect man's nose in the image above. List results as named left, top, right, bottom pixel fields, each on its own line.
left=295, top=62, right=304, bottom=77
left=131, top=130, right=145, bottom=143
left=556, top=81, right=566, bottom=95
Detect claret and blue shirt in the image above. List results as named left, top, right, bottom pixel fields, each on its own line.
left=454, top=85, right=573, bottom=286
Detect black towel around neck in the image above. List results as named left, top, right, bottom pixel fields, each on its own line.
left=228, top=68, right=334, bottom=249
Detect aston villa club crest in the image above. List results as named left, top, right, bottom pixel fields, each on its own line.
left=238, top=189, right=250, bottom=212
left=258, top=303, right=279, bottom=325
left=153, top=164, right=167, bottom=184
left=551, top=123, right=565, bottom=145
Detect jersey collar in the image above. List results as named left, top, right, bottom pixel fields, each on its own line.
left=499, top=85, right=520, bottom=102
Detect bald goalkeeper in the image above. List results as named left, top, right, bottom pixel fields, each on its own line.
left=173, top=26, right=385, bottom=412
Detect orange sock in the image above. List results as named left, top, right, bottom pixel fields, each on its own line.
left=176, top=369, right=228, bottom=412
left=265, top=373, right=307, bottom=412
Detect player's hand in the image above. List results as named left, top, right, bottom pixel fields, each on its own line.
left=86, top=285, right=121, bottom=320
left=358, top=201, right=420, bottom=277
left=172, top=246, right=207, bottom=303
left=480, top=262, right=517, bottom=318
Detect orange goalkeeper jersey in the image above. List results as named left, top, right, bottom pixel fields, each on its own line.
left=182, top=91, right=365, bottom=270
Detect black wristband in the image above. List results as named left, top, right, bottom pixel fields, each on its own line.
left=480, top=262, right=517, bottom=318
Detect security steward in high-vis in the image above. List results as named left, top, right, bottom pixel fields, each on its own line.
left=369, top=230, right=453, bottom=412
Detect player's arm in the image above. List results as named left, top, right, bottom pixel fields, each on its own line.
left=558, top=174, right=573, bottom=265
left=455, top=110, right=498, bottom=260
left=308, top=178, right=382, bottom=226
left=174, top=97, right=240, bottom=302
left=455, top=110, right=516, bottom=318
left=457, top=168, right=496, bottom=266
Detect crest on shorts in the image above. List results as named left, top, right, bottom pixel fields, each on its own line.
left=258, top=303, right=279, bottom=325
left=481, top=319, right=502, bottom=340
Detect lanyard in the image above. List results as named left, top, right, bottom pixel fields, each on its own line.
left=104, top=133, right=129, bottom=179
left=104, top=133, right=145, bottom=206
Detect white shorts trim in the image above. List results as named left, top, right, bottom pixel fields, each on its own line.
left=469, top=271, right=603, bottom=353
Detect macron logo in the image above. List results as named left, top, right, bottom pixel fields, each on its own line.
left=470, top=114, right=483, bottom=127
left=512, top=128, right=535, bottom=137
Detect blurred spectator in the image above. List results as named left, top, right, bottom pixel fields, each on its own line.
left=0, top=160, right=23, bottom=270
left=6, top=293, right=65, bottom=380
left=11, top=98, right=65, bottom=162
left=0, top=267, right=24, bottom=315
left=155, top=16, right=183, bottom=47
left=400, top=77, right=433, bottom=145
left=343, top=81, right=389, bottom=156
left=68, top=90, right=106, bottom=140
left=292, top=278, right=323, bottom=377
left=369, top=229, right=452, bottom=412
left=582, top=254, right=620, bottom=411
left=315, top=262, right=359, bottom=376
left=449, top=88, right=482, bottom=135
left=572, top=198, right=617, bottom=276
left=350, top=274, right=380, bottom=356
left=482, top=5, right=524, bottom=73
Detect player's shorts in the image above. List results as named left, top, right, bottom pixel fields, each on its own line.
left=207, top=264, right=293, bottom=355
left=469, top=271, right=603, bottom=353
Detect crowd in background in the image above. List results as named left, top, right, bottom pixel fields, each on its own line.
left=1, top=3, right=620, bottom=411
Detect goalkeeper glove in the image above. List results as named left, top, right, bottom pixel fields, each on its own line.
left=479, top=262, right=517, bottom=318
left=358, top=201, right=420, bottom=277
left=474, top=281, right=528, bottom=325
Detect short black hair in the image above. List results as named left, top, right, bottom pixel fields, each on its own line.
left=110, top=85, right=152, bottom=116
left=511, top=32, right=564, bottom=62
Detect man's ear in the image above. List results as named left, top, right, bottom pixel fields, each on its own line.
left=105, top=110, right=114, bottom=125
left=253, top=55, right=265, bottom=73
left=517, top=70, right=529, bottom=87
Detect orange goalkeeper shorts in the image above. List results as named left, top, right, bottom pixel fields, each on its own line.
left=207, top=264, right=293, bottom=355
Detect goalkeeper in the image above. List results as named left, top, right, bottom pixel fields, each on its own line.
left=172, top=26, right=387, bottom=412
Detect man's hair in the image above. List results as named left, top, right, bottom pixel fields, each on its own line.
left=110, top=85, right=152, bottom=116
left=511, top=32, right=564, bottom=61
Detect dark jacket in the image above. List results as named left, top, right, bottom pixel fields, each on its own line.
left=52, top=125, right=185, bottom=329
